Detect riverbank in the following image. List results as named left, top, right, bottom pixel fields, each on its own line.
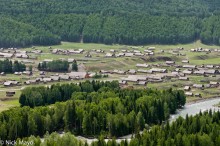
left=170, top=97, right=220, bottom=122
left=186, top=96, right=220, bottom=105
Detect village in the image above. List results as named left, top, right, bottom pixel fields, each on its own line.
left=1, top=41, right=220, bottom=111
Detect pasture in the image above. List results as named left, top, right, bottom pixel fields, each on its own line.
left=1, top=40, right=220, bottom=112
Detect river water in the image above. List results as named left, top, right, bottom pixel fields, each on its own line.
left=170, top=98, right=220, bottom=122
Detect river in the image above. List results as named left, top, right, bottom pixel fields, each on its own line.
left=170, top=97, right=220, bottom=122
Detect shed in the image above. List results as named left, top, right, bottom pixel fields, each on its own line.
left=205, top=70, right=219, bottom=74
left=136, top=64, right=149, bottom=68
left=194, top=70, right=205, bottom=75
left=206, top=65, right=214, bottom=68
left=166, top=61, right=175, bottom=65
left=105, top=53, right=115, bottom=58
left=67, top=58, right=76, bottom=63
left=150, top=68, right=168, bottom=73
left=127, top=69, right=137, bottom=75
left=148, top=47, right=155, bottom=50
left=182, top=60, right=189, bottom=63
left=59, top=75, right=70, bottom=80
left=183, top=65, right=197, bottom=69
left=193, top=84, right=204, bottom=89
left=6, top=91, right=16, bottom=97
left=40, top=71, right=45, bottom=75
left=179, top=77, right=189, bottom=81
left=124, top=53, right=134, bottom=57
left=137, top=69, right=153, bottom=74
left=136, top=81, right=147, bottom=86
left=4, top=81, right=19, bottom=87
left=69, top=72, right=89, bottom=79
left=183, top=70, right=192, bottom=75
left=43, top=78, right=52, bottom=83
left=195, top=93, right=202, bottom=97
left=119, top=80, right=128, bottom=85
left=210, top=81, right=219, bottom=87
left=184, top=86, right=191, bottom=91
left=185, top=92, right=193, bottom=96
left=51, top=76, right=60, bottom=81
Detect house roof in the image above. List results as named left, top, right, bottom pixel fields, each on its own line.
left=68, top=72, right=87, bottom=79
left=183, top=65, right=196, bottom=68
left=4, top=81, right=19, bottom=86
left=119, top=80, right=127, bottom=84
left=124, top=53, right=133, bottom=57
left=127, top=69, right=136, bottom=74
left=50, top=76, right=60, bottom=81
left=205, top=70, right=218, bottom=74
left=42, top=78, right=52, bottom=82
left=179, top=77, right=189, bottom=80
left=182, top=60, right=189, bottom=63
left=194, top=70, right=205, bottom=75
left=193, top=84, right=204, bottom=88
left=210, top=81, right=219, bottom=85
left=185, top=92, right=193, bottom=96
left=184, top=86, right=190, bottom=90
left=150, top=68, right=167, bottom=73
left=148, top=47, right=155, bottom=50
left=136, top=63, right=149, bottom=68
left=105, top=53, right=114, bottom=57
left=166, top=61, right=175, bottom=64
left=43, top=59, right=53, bottom=62
left=137, top=81, right=147, bottom=85
left=183, top=70, right=192, bottom=74
left=137, top=69, right=152, bottom=73
left=59, top=75, right=70, bottom=80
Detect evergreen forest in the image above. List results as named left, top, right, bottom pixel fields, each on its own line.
left=1, top=0, right=220, bottom=47
left=0, top=81, right=185, bottom=141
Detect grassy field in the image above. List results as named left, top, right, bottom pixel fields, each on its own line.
left=0, top=90, right=20, bottom=112
left=1, top=40, right=220, bottom=112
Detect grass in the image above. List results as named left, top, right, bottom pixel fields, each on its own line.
left=215, top=102, right=220, bottom=107
left=0, top=90, right=21, bottom=112
left=1, top=40, right=220, bottom=112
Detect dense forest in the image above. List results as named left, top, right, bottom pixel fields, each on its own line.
left=0, top=81, right=185, bottom=141
left=0, top=17, right=60, bottom=47
left=13, top=110, right=220, bottom=146
left=92, top=110, right=220, bottom=146
left=1, top=0, right=220, bottom=47
left=0, top=59, right=26, bottom=73
left=38, top=60, right=74, bottom=72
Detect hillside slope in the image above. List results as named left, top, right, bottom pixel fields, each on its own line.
left=1, top=0, right=220, bottom=47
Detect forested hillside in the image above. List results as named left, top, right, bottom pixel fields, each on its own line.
left=1, top=0, right=220, bottom=47
left=0, top=17, right=60, bottom=47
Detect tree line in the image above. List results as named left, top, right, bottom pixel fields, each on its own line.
left=0, top=59, right=26, bottom=73
left=92, top=110, right=220, bottom=146
left=7, top=13, right=220, bottom=46
left=13, top=110, right=220, bottom=146
left=0, top=17, right=60, bottom=48
left=1, top=0, right=220, bottom=47
left=19, top=80, right=119, bottom=107
left=38, top=60, right=77, bottom=72
left=0, top=81, right=185, bottom=141
left=0, top=0, right=219, bottom=17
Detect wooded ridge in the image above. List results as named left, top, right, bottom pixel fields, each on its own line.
left=1, top=0, right=220, bottom=47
